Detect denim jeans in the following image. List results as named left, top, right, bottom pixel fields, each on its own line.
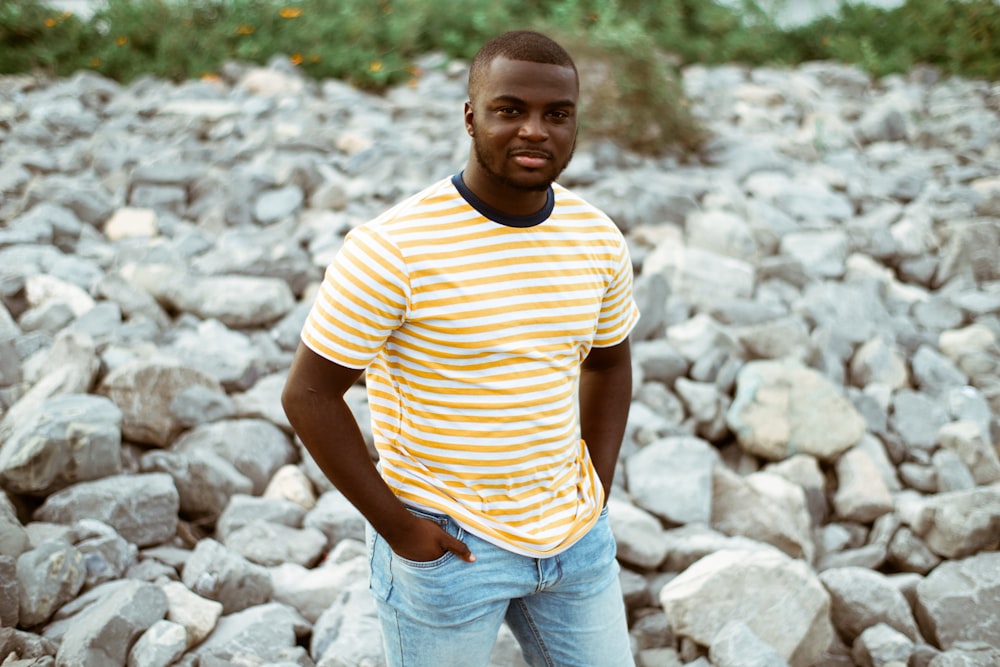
left=367, top=505, right=635, bottom=667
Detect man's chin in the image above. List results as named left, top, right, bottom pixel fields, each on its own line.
left=503, top=169, right=559, bottom=192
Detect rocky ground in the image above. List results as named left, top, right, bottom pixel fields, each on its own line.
left=0, top=52, right=998, bottom=667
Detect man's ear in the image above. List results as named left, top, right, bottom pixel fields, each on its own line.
left=464, top=101, right=474, bottom=136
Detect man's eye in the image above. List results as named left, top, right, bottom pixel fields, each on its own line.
left=497, top=107, right=520, bottom=116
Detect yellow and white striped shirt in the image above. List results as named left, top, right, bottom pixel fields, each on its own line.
left=302, top=174, right=639, bottom=556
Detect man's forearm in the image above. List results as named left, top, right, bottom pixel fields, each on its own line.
left=579, top=341, right=633, bottom=501
left=282, top=381, right=414, bottom=544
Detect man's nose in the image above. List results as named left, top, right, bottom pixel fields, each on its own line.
left=518, top=114, right=548, bottom=141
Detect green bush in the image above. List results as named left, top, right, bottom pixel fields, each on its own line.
left=1, top=0, right=998, bottom=154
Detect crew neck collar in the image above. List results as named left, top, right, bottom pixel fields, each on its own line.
left=452, top=172, right=553, bottom=228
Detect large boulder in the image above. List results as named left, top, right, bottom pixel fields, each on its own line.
left=726, top=359, right=866, bottom=461
left=33, top=473, right=179, bottom=547
left=914, top=551, right=1000, bottom=650
left=659, top=549, right=834, bottom=667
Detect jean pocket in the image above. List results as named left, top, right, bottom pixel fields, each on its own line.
left=392, top=507, right=465, bottom=569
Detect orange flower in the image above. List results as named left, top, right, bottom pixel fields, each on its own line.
left=369, top=60, right=383, bottom=73
left=290, top=53, right=303, bottom=65
left=90, top=57, right=101, bottom=67
left=44, top=17, right=57, bottom=28
left=279, top=7, right=302, bottom=18
left=236, top=24, right=255, bottom=35
left=116, top=36, right=128, bottom=46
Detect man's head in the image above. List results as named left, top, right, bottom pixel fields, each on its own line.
left=468, top=30, right=579, bottom=104
left=462, top=31, right=580, bottom=215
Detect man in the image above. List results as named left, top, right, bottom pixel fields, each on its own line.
left=282, top=30, right=639, bottom=667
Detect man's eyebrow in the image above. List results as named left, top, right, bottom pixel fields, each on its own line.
left=490, top=94, right=577, bottom=108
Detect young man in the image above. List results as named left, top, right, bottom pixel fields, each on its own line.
left=282, top=30, right=639, bottom=667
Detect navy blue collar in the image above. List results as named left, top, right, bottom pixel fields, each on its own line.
left=452, top=172, right=553, bottom=228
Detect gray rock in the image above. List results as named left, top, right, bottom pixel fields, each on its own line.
left=711, top=467, right=814, bottom=561
left=34, top=473, right=179, bottom=547
left=231, top=371, right=292, bottom=431
left=890, top=389, right=951, bottom=452
left=928, top=646, right=1000, bottom=667
left=302, top=489, right=365, bottom=547
left=819, top=566, right=922, bottom=644
left=0, top=329, right=100, bottom=445
left=55, top=579, right=167, bottom=667
left=645, top=244, right=755, bottom=310
left=660, top=523, right=778, bottom=573
left=913, top=484, right=1000, bottom=559
left=222, top=521, right=327, bottom=567
left=216, top=494, right=306, bottom=541
left=0, top=626, right=58, bottom=662
left=780, top=229, right=849, bottom=279
left=730, top=315, right=813, bottom=362
left=852, top=623, right=915, bottom=667
left=625, top=436, right=717, bottom=525
left=17, top=540, right=86, bottom=628
left=192, top=227, right=314, bottom=296
left=311, top=586, right=385, bottom=667
left=607, top=497, right=668, bottom=570
left=173, top=418, right=294, bottom=495
left=71, top=519, right=138, bottom=589
left=97, top=359, right=225, bottom=447
left=935, top=420, right=1000, bottom=485
left=160, top=580, right=223, bottom=648
left=0, top=555, right=18, bottom=628
left=659, top=549, right=833, bottom=667
left=164, top=319, right=263, bottom=391
left=127, top=619, right=187, bottom=667
left=886, top=526, right=942, bottom=575
left=181, top=539, right=272, bottom=614
left=797, top=281, right=893, bottom=346
left=710, top=619, right=790, bottom=667
left=912, top=345, right=968, bottom=397
left=931, top=448, right=976, bottom=492
left=833, top=447, right=894, bottom=524
left=93, top=271, right=170, bottom=328
left=727, top=359, right=866, bottom=461
left=850, top=336, right=909, bottom=390
left=0, top=394, right=122, bottom=496
left=631, top=272, right=670, bottom=342
left=158, top=274, right=296, bottom=329
left=914, top=551, right=1000, bottom=650
left=0, top=491, right=30, bottom=559
left=186, top=601, right=309, bottom=665
left=764, top=454, right=828, bottom=525
left=140, top=449, right=254, bottom=522
left=270, top=540, right=368, bottom=624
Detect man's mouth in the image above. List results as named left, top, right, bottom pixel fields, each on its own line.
left=510, top=150, right=552, bottom=169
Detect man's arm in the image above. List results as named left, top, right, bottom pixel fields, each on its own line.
left=579, top=338, right=633, bottom=504
left=281, top=343, right=474, bottom=562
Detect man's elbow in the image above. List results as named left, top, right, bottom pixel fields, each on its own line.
left=280, top=377, right=305, bottom=423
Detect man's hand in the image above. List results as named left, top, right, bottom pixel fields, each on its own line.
left=388, top=516, right=476, bottom=563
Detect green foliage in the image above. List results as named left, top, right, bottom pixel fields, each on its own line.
left=799, top=0, right=1000, bottom=80
left=2, top=0, right=998, bottom=154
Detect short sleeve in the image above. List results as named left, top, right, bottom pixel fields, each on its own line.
left=592, top=234, right=640, bottom=347
left=300, top=225, right=409, bottom=368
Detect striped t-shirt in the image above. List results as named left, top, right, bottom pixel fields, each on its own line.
left=302, top=173, right=639, bottom=557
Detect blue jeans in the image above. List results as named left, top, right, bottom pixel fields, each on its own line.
left=367, top=506, right=635, bottom=667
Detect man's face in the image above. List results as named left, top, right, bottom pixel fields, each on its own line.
left=464, top=57, right=578, bottom=212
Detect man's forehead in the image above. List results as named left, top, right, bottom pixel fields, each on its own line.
left=477, top=57, right=579, bottom=98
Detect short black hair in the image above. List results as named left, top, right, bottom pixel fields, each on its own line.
left=468, top=30, right=578, bottom=101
